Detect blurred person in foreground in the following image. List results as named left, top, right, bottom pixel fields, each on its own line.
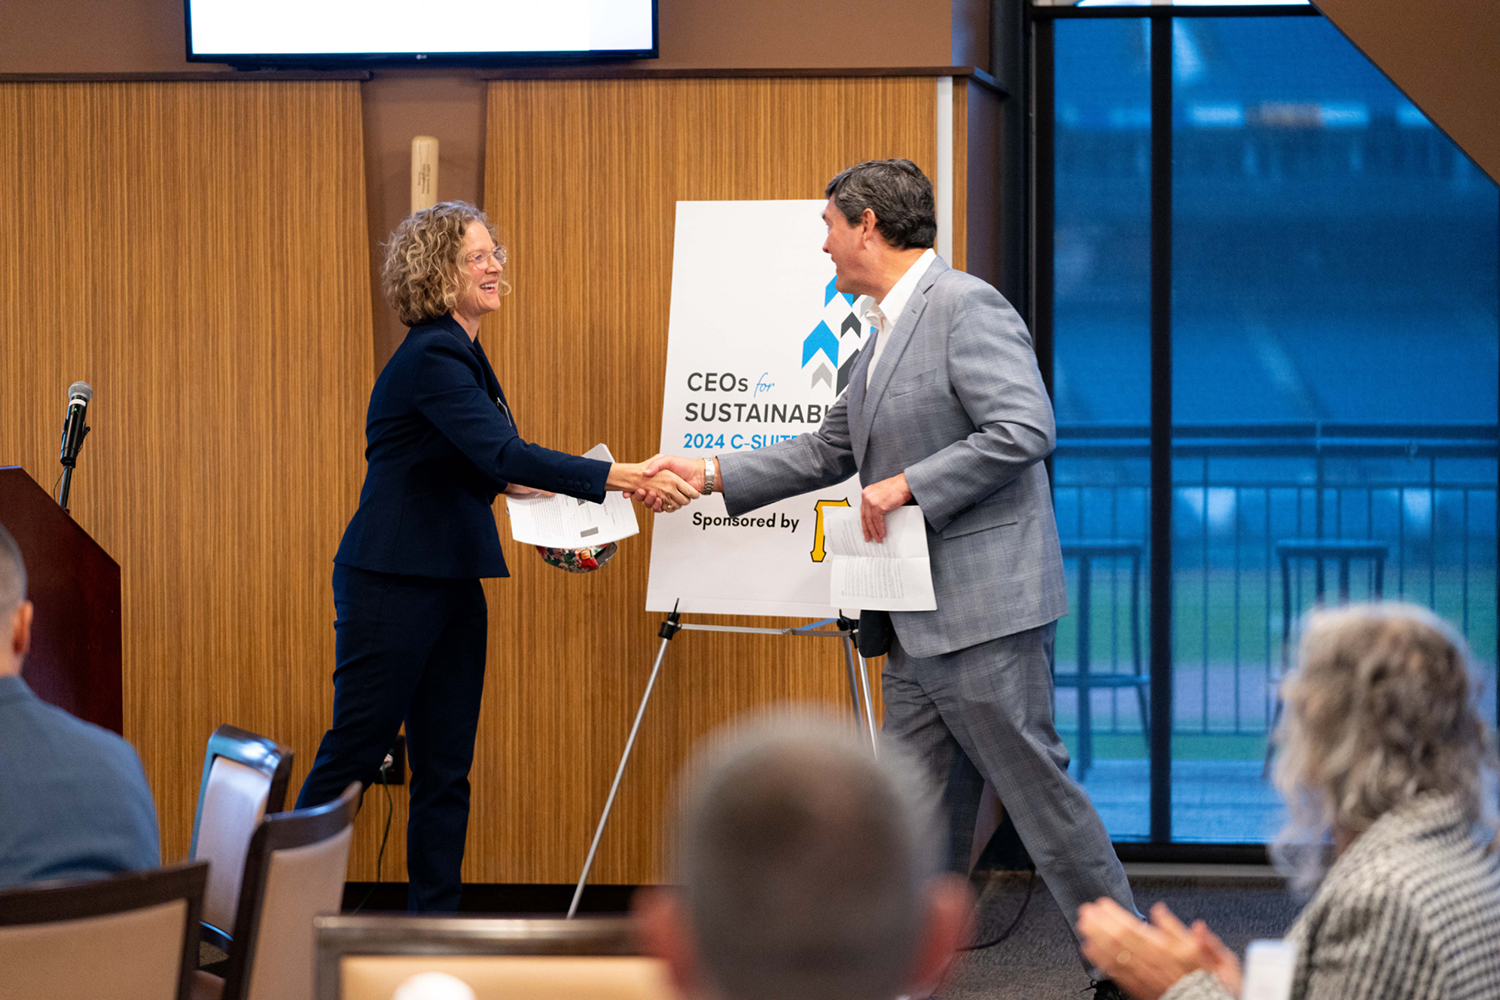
left=635, top=710, right=973, bottom=1000
left=296, top=201, right=698, bottom=912
left=1077, top=603, right=1500, bottom=1000
left=0, top=523, right=160, bottom=888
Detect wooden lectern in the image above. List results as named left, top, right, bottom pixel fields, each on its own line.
left=0, top=467, right=122, bottom=733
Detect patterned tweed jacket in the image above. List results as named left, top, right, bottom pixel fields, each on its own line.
left=1164, top=793, right=1500, bottom=1000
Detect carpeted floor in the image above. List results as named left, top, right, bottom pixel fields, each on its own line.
left=939, top=868, right=1301, bottom=999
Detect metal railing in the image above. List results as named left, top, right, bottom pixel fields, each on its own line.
left=1051, top=422, right=1498, bottom=737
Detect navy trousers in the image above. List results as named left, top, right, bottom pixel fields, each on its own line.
left=296, top=564, right=488, bottom=912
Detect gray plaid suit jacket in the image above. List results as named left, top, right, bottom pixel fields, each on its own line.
left=718, top=257, right=1067, bottom=658
left=1164, top=793, right=1500, bottom=1000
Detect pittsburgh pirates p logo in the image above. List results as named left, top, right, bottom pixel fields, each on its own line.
left=810, top=499, right=852, bottom=563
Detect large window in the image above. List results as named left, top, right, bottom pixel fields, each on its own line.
left=1038, top=5, right=1500, bottom=845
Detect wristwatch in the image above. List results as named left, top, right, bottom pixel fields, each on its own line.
left=703, top=458, right=715, bottom=496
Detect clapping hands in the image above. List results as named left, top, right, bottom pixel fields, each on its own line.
left=1075, top=899, right=1242, bottom=1000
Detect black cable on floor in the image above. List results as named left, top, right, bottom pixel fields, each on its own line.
left=962, top=866, right=1037, bottom=951
left=351, top=765, right=394, bottom=913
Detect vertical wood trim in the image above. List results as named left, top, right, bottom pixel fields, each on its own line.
left=950, top=79, right=969, bottom=274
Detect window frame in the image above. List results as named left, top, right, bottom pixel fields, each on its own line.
left=1025, top=0, right=1498, bottom=856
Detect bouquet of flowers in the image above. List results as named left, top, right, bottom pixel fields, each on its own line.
left=534, top=542, right=619, bottom=573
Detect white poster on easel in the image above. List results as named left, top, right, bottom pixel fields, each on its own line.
left=645, top=200, right=876, bottom=617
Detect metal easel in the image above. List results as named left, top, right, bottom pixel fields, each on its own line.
left=566, top=601, right=878, bottom=918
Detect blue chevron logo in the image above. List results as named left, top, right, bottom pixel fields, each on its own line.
left=802, top=320, right=839, bottom=368
left=807, top=275, right=864, bottom=391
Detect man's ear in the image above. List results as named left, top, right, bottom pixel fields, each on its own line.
left=11, top=601, right=32, bottom=661
left=905, top=874, right=975, bottom=998
left=859, top=207, right=881, bottom=247
left=633, top=886, right=699, bottom=997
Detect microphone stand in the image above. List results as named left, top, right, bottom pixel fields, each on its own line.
left=58, top=425, right=89, bottom=515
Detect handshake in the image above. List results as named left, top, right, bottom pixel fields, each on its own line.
left=610, top=454, right=914, bottom=541
left=611, top=455, right=711, bottom=514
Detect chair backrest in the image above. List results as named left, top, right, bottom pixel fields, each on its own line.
left=190, top=724, right=294, bottom=945
left=314, top=915, right=672, bottom=1000
left=0, top=861, right=208, bottom=1000
left=218, top=782, right=361, bottom=1000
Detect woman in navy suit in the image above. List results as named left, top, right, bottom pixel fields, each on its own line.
left=296, top=202, right=696, bottom=911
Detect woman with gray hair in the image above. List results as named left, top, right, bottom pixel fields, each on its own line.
left=1076, top=602, right=1500, bottom=1000
left=296, top=201, right=697, bottom=911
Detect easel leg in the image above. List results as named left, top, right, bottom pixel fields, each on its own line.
left=568, top=613, right=680, bottom=918
left=856, top=647, right=878, bottom=754
left=841, top=635, right=878, bottom=755
left=840, top=633, right=862, bottom=721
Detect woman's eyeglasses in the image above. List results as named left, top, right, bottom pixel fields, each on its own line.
left=464, top=247, right=507, bottom=270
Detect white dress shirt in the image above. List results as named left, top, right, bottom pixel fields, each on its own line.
left=862, top=248, right=937, bottom=388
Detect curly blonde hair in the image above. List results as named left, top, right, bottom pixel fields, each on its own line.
left=1272, top=602, right=1498, bottom=891
left=380, top=201, right=510, bottom=327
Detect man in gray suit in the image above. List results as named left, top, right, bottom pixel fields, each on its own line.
left=644, top=159, right=1135, bottom=947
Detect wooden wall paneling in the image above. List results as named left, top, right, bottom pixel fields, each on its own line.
left=0, top=81, right=374, bottom=870
left=478, top=76, right=938, bottom=885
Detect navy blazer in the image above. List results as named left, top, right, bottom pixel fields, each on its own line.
left=335, top=315, right=611, bottom=579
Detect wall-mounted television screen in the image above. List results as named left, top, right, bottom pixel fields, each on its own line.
left=186, top=0, right=657, bottom=66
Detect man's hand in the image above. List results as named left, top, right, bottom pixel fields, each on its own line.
left=643, top=455, right=707, bottom=491
left=860, top=473, right=912, bottom=542
left=503, top=483, right=556, bottom=500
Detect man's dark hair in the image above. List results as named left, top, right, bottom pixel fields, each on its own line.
left=825, top=159, right=937, bottom=250
left=0, top=523, right=26, bottom=614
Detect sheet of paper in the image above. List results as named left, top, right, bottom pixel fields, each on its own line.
left=505, top=444, right=640, bottom=547
left=821, top=505, right=937, bottom=611
left=1242, top=940, right=1298, bottom=1000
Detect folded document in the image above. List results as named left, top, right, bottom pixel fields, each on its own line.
left=505, top=444, right=640, bottom=548
left=821, top=505, right=937, bottom=612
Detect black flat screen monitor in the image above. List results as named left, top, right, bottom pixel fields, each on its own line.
left=185, top=0, right=657, bottom=67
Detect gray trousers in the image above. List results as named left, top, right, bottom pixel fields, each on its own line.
left=882, top=620, right=1136, bottom=930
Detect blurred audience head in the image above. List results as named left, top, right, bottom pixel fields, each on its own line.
left=636, top=707, right=970, bottom=1000
left=0, top=523, right=32, bottom=677
left=1273, top=601, right=1497, bottom=889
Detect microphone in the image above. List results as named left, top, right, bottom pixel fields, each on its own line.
left=57, top=381, right=92, bottom=513
left=59, top=381, right=93, bottom=469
